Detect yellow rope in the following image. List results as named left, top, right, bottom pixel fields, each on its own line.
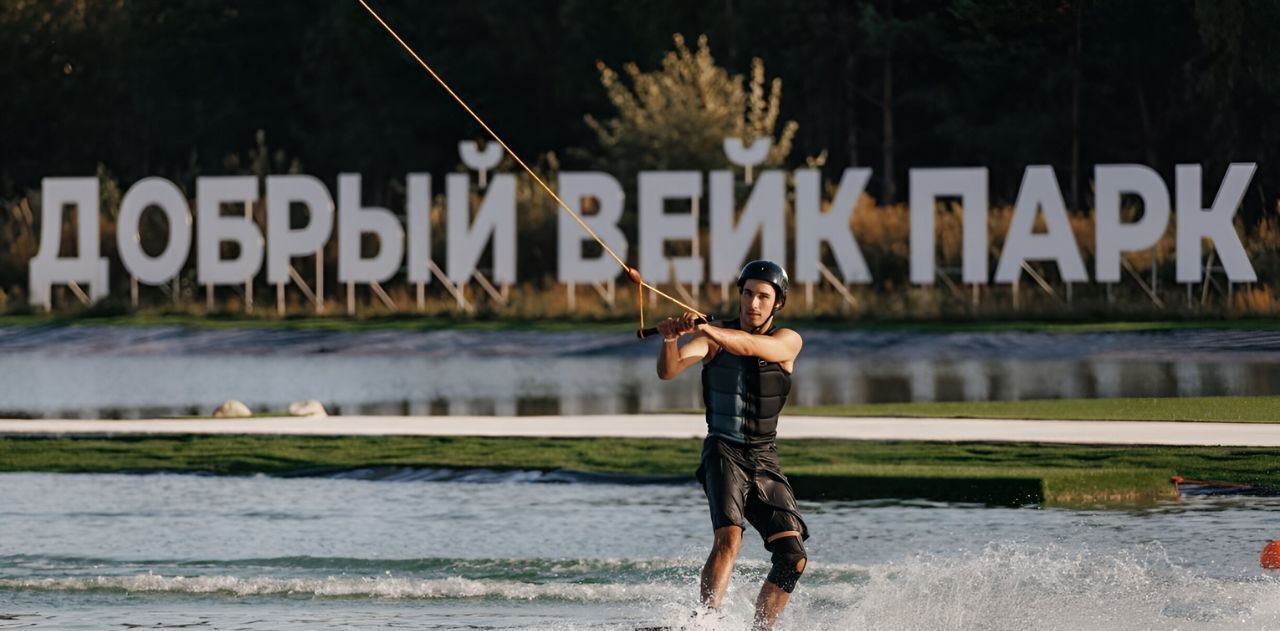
left=356, top=0, right=707, bottom=321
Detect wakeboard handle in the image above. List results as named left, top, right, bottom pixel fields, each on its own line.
left=637, top=317, right=716, bottom=340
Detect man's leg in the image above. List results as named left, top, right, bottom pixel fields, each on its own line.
left=752, top=530, right=806, bottom=630
left=700, top=525, right=743, bottom=609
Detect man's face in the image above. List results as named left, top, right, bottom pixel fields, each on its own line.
left=739, top=279, right=778, bottom=328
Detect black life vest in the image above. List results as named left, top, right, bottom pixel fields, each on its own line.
left=700, top=319, right=792, bottom=445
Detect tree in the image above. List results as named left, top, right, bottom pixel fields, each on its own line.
left=1195, top=0, right=1280, bottom=219
left=583, top=33, right=798, bottom=182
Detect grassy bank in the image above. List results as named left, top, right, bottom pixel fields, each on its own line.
left=5, top=311, right=1280, bottom=334
left=788, top=396, right=1280, bottom=423
left=2, top=435, right=1277, bottom=507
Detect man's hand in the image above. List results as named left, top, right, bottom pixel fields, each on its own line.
left=656, top=311, right=703, bottom=341
left=656, top=312, right=713, bottom=379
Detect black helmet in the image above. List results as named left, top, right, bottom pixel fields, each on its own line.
left=736, top=260, right=789, bottom=310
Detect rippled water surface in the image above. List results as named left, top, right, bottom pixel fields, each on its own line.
left=2, top=472, right=1279, bottom=630
left=0, top=325, right=1279, bottom=417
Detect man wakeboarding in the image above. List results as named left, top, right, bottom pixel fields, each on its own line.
left=655, top=260, right=808, bottom=631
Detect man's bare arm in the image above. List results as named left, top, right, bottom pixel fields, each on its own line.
left=697, top=326, right=802, bottom=365
left=656, top=312, right=714, bottom=379
left=657, top=333, right=712, bottom=380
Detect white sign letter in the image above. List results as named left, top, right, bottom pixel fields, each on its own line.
left=446, top=172, right=516, bottom=285
left=1095, top=165, right=1170, bottom=283
left=558, top=172, right=627, bottom=284
left=994, top=166, right=1088, bottom=283
left=117, top=177, right=192, bottom=285
left=338, top=173, right=405, bottom=284
left=196, top=176, right=263, bottom=286
left=1175, top=163, right=1257, bottom=283
left=405, top=174, right=433, bottom=285
left=266, top=175, right=333, bottom=285
left=909, top=168, right=988, bottom=284
left=639, top=171, right=704, bottom=284
left=29, top=177, right=110, bottom=308
left=709, top=169, right=786, bottom=283
left=795, top=168, right=872, bottom=284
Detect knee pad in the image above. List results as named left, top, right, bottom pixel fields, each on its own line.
left=766, top=536, right=806, bottom=593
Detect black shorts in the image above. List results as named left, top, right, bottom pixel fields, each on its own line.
left=695, top=436, right=809, bottom=550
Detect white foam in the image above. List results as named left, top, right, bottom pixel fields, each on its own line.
left=606, top=546, right=1280, bottom=631
left=786, top=543, right=1280, bottom=631
left=0, top=574, right=682, bottom=603
left=7, top=546, right=1280, bottom=630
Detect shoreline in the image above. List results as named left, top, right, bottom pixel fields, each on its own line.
left=4, top=414, right=1280, bottom=445
left=4, top=416, right=1280, bottom=507
left=6, top=313, right=1280, bottom=334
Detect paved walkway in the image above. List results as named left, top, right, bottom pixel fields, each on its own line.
left=2, top=415, right=1280, bottom=447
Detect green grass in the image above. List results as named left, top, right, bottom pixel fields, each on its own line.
left=788, top=396, right=1280, bottom=422
left=5, top=311, right=1280, bottom=334
left=2, top=435, right=1277, bottom=507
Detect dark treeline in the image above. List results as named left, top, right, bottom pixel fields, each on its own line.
left=3, top=0, right=1279, bottom=216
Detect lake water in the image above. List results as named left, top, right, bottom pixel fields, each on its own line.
left=1, top=472, right=1279, bottom=630
left=0, top=325, right=1278, bottom=418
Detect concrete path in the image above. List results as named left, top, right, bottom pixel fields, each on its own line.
left=2, top=415, right=1280, bottom=447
